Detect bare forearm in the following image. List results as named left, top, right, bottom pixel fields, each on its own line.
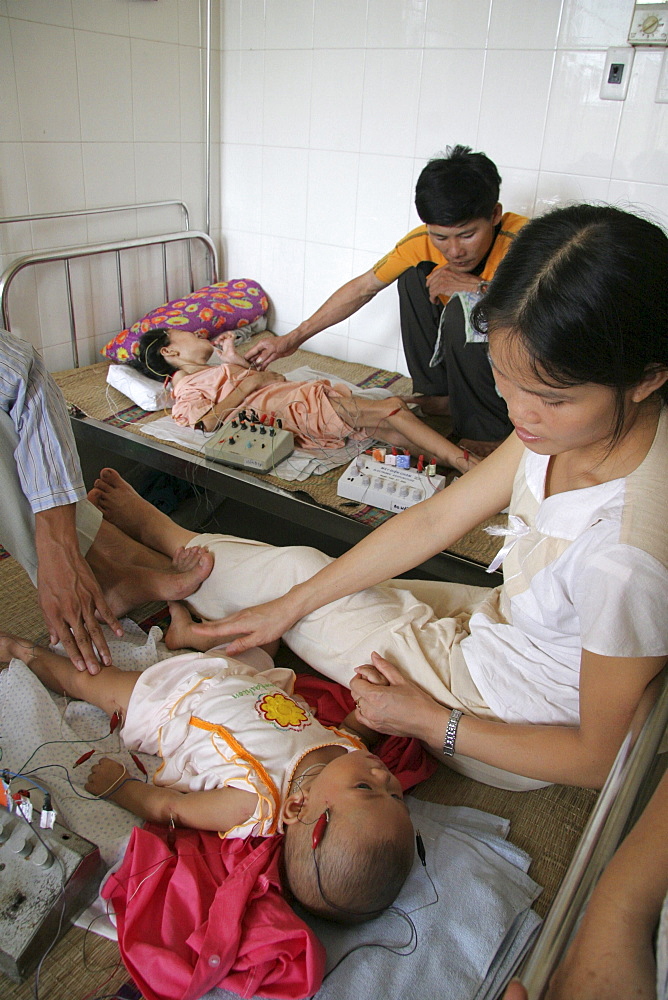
left=109, top=778, right=177, bottom=823
left=290, top=272, right=385, bottom=347
left=283, top=460, right=512, bottom=623
left=419, top=708, right=617, bottom=788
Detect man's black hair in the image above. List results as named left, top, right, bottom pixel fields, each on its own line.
left=414, top=145, right=501, bottom=225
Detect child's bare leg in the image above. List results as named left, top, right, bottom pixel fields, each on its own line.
left=165, top=601, right=279, bottom=659
left=86, top=519, right=214, bottom=618
left=339, top=396, right=476, bottom=472
left=1, top=631, right=138, bottom=717
left=89, top=468, right=196, bottom=556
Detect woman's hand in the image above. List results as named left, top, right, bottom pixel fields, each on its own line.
left=86, top=756, right=126, bottom=798
left=204, top=597, right=303, bottom=657
left=350, top=652, right=444, bottom=740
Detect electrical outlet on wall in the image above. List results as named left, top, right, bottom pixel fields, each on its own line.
left=600, top=47, right=635, bottom=100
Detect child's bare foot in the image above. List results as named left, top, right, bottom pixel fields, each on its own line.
left=0, top=631, right=38, bottom=666
left=165, top=601, right=214, bottom=651
left=172, top=545, right=210, bottom=572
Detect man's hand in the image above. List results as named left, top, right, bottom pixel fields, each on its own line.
left=35, top=505, right=122, bottom=674
left=425, top=265, right=481, bottom=303
left=245, top=334, right=297, bottom=370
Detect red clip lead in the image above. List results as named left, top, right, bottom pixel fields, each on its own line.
left=131, top=753, right=148, bottom=776
left=73, top=749, right=96, bottom=768
left=312, top=809, right=330, bottom=850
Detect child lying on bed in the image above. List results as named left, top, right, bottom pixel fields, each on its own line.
left=130, top=328, right=477, bottom=472
left=2, top=632, right=415, bottom=924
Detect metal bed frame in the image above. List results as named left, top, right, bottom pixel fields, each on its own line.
left=1, top=208, right=665, bottom=996
left=0, top=208, right=498, bottom=588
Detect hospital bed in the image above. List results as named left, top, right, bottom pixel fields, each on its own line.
left=1, top=206, right=665, bottom=999
left=0, top=207, right=505, bottom=587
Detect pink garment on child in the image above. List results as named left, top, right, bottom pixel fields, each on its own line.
left=171, top=365, right=367, bottom=450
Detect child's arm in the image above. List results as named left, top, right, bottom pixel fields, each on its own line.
left=86, top=757, right=257, bottom=832
left=196, top=368, right=287, bottom=432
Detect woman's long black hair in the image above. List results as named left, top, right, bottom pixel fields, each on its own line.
left=473, top=204, right=668, bottom=439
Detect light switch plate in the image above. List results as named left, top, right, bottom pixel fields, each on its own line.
left=600, top=47, right=635, bottom=100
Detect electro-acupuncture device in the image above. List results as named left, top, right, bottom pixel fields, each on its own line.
left=337, top=449, right=446, bottom=513
left=0, top=805, right=103, bottom=983
left=204, top=409, right=294, bottom=473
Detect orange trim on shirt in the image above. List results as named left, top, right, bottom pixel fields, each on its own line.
left=188, top=715, right=282, bottom=834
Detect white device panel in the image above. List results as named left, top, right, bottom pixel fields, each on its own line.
left=337, top=456, right=446, bottom=514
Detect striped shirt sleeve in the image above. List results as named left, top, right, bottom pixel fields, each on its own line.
left=0, top=330, right=86, bottom=512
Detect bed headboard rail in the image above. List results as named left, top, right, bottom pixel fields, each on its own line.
left=0, top=229, right=218, bottom=368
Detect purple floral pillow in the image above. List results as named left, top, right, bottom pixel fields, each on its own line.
left=101, top=279, right=269, bottom=363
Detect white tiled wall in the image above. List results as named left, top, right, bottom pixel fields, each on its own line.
left=1, top=0, right=667, bottom=374
left=221, top=0, right=668, bottom=375
left=0, top=0, right=212, bottom=365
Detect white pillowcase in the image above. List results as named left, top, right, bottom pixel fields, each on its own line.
left=106, top=363, right=172, bottom=411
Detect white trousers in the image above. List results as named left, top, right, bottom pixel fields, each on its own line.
left=185, top=532, right=549, bottom=792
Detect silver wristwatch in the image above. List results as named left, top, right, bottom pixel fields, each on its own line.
left=442, top=709, right=463, bottom=757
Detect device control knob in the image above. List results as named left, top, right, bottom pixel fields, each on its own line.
left=12, top=833, right=34, bottom=858
left=31, top=843, right=54, bottom=870
left=412, top=489, right=422, bottom=500
left=250, top=425, right=257, bottom=432
left=361, top=475, right=371, bottom=487
left=386, top=482, right=397, bottom=493
left=399, top=485, right=409, bottom=498
left=373, top=477, right=384, bottom=489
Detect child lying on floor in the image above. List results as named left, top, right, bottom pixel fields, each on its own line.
left=2, top=632, right=415, bottom=924
left=130, top=328, right=477, bottom=472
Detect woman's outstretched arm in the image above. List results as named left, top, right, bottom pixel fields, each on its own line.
left=219, top=432, right=523, bottom=656
left=350, top=649, right=666, bottom=789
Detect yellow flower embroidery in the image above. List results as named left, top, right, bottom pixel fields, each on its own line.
left=258, top=693, right=308, bottom=730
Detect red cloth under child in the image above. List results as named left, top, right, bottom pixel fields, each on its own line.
left=103, top=675, right=436, bottom=1000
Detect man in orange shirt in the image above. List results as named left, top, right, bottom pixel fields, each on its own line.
left=247, top=146, right=527, bottom=453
